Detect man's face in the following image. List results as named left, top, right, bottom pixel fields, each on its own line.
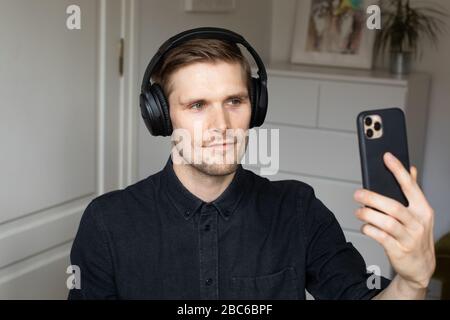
left=168, top=61, right=251, bottom=176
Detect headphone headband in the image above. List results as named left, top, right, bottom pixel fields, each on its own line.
left=141, top=27, right=267, bottom=93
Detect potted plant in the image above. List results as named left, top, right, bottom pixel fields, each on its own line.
left=374, top=0, right=448, bottom=75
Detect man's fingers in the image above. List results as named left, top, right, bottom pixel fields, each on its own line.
left=355, top=207, right=414, bottom=246
left=410, top=166, right=418, bottom=183
left=384, top=154, right=433, bottom=224
left=354, top=189, right=416, bottom=228
left=383, top=152, right=422, bottom=202
left=361, top=223, right=398, bottom=253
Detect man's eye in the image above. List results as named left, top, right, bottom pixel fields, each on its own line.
left=228, top=98, right=242, bottom=105
left=190, top=102, right=203, bottom=110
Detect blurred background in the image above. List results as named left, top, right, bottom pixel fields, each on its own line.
left=0, top=0, right=449, bottom=299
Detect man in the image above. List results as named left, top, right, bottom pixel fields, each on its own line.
left=68, top=30, right=435, bottom=300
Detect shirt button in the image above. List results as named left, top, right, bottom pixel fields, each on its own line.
left=205, top=278, right=213, bottom=286
left=184, top=210, right=190, bottom=217
left=204, top=224, right=210, bottom=231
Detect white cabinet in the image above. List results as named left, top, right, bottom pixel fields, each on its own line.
left=265, top=77, right=319, bottom=127
left=318, top=81, right=407, bottom=131
left=246, top=62, right=431, bottom=279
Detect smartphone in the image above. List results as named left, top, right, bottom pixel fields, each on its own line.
left=356, top=108, right=410, bottom=207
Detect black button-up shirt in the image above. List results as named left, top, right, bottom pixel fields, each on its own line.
left=68, top=157, right=390, bottom=300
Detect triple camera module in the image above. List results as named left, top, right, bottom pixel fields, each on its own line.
left=364, top=115, right=383, bottom=139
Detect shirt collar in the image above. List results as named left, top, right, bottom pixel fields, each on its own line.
left=162, top=156, right=249, bottom=221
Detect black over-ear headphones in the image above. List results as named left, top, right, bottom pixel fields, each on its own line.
left=139, top=27, right=268, bottom=137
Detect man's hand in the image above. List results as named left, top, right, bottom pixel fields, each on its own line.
left=353, top=152, right=436, bottom=299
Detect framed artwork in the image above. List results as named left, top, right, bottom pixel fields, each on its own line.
left=291, top=0, right=378, bottom=69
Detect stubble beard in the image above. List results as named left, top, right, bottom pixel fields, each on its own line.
left=173, top=136, right=248, bottom=177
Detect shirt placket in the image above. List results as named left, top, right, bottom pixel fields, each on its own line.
left=198, top=203, right=219, bottom=299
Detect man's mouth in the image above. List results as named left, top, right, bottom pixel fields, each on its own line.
left=206, top=142, right=235, bottom=148
left=204, top=141, right=236, bottom=149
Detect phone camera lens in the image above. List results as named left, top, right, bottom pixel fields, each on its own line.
left=374, top=122, right=381, bottom=131
left=366, top=129, right=374, bottom=138
left=365, top=117, right=372, bottom=126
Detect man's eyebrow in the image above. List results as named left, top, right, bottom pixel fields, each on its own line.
left=179, top=92, right=249, bottom=106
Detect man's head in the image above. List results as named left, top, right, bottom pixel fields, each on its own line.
left=152, top=38, right=253, bottom=176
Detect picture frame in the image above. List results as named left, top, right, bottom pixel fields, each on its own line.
left=291, top=0, right=378, bottom=69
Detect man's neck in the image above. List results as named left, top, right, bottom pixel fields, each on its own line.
left=172, top=161, right=235, bottom=203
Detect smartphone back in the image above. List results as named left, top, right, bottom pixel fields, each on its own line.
left=357, top=108, right=410, bottom=206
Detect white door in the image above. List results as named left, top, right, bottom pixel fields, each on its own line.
left=0, top=0, right=132, bottom=299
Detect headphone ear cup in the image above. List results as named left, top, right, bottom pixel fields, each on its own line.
left=250, top=77, right=268, bottom=128
left=140, top=89, right=163, bottom=136
left=150, top=84, right=173, bottom=136
left=256, top=80, right=268, bottom=127
left=249, top=77, right=260, bottom=128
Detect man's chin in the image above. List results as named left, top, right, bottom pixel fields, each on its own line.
left=192, top=162, right=239, bottom=177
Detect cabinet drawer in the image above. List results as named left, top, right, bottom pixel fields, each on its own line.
left=318, top=81, right=407, bottom=131
left=344, top=231, right=392, bottom=278
left=252, top=124, right=361, bottom=182
left=266, top=75, right=319, bottom=127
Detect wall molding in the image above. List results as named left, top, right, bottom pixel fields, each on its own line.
left=120, top=0, right=140, bottom=187
left=0, top=195, right=93, bottom=270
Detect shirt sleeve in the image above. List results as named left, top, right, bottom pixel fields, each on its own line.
left=301, top=184, right=391, bottom=299
left=67, top=200, right=117, bottom=300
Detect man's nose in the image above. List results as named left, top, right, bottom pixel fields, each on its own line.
left=209, top=104, right=229, bottom=132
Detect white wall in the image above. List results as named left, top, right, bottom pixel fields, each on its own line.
left=137, top=0, right=272, bottom=76
left=0, top=0, right=125, bottom=298
left=269, top=0, right=450, bottom=241
left=414, top=1, right=450, bottom=242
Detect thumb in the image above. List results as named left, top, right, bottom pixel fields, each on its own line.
left=410, top=166, right=418, bottom=183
